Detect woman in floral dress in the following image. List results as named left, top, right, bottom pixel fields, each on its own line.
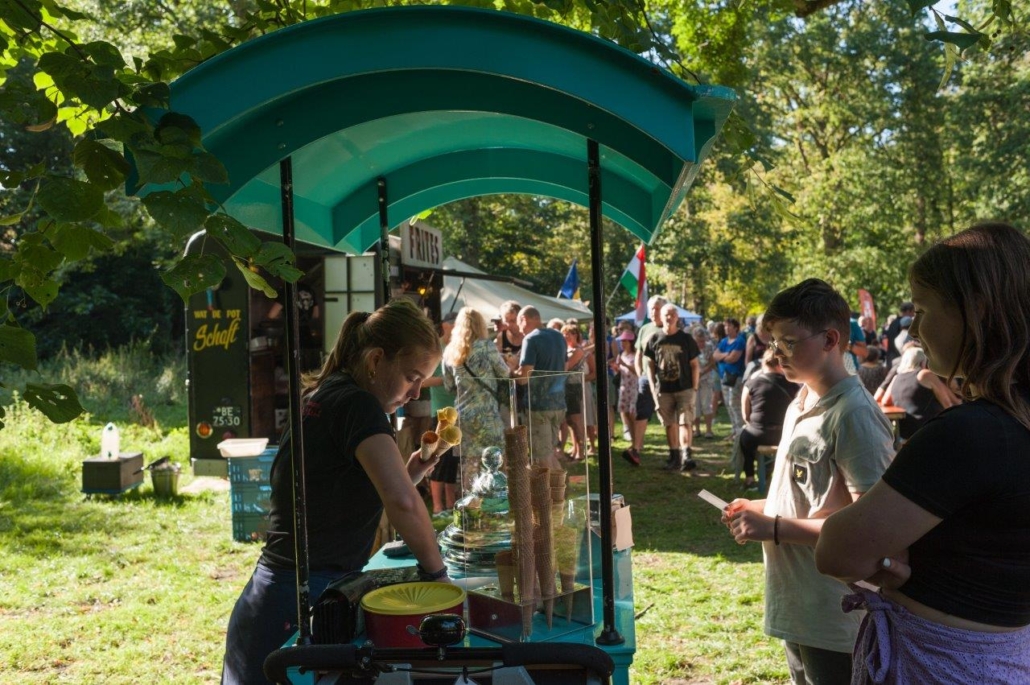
left=443, top=307, right=511, bottom=491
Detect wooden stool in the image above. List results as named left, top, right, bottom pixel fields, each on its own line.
left=756, top=445, right=777, bottom=495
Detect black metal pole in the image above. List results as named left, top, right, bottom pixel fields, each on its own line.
left=376, top=177, right=391, bottom=306
left=280, top=157, right=313, bottom=645
left=588, top=139, right=624, bottom=646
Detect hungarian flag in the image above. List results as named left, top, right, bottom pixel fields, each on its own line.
left=619, top=244, right=648, bottom=324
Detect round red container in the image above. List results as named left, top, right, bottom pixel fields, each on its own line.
left=360, top=581, right=466, bottom=648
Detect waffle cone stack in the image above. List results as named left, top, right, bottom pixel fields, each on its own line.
left=548, top=468, right=566, bottom=529
left=554, top=524, right=581, bottom=622
left=504, top=425, right=535, bottom=637
left=531, top=466, right=557, bottom=627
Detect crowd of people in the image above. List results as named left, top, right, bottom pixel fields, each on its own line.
left=221, top=221, right=1030, bottom=685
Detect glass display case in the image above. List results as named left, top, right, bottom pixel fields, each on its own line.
left=438, top=370, right=593, bottom=642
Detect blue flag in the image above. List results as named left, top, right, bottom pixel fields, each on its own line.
left=558, top=259, right=580, bottom=299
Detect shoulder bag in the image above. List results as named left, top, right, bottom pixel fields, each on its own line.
left=463, top=360, right=508, bottom=407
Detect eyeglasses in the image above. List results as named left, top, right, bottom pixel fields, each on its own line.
left=769, top=329, right=828, bottom=358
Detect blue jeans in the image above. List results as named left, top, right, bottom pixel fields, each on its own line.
left=222, top=560, right=349, bottom=684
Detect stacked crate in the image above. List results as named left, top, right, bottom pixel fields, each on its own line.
left=228, top=447, right=277, bottom=542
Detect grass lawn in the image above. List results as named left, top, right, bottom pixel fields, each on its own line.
left=0, top=350, right=789, bottom=683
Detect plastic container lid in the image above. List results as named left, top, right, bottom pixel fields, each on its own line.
left=360, top=582, right=466, bottom=615
left=217, top=438, right=269, bottom=458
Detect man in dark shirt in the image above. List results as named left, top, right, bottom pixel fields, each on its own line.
left=644, top=304, right=701, bottom=471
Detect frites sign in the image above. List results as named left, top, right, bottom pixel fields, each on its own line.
left=401, top=221, right=443, bottom=270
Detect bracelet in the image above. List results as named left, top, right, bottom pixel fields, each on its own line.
left=416, top=563, right=449, bottom=581
left=774, top=515, right=781, bottom=546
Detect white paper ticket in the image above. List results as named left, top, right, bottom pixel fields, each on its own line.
left=698, top=489, right=729, bottom=511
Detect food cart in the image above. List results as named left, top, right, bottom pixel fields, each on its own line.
left=185, top=219, right=539, bottom=476
left=135, top=6, right=735, bottom=682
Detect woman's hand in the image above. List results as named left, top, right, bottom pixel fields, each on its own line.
left=406, top=448, right=440, bottom=484
left=863, top=549, right=912, bottom=590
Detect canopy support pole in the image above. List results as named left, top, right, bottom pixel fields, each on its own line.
left=588, top=139, right=624, bottom=646
left=376, top=177, right=391, bottom=306
left=281, top=156, right=313, bottom=645
left=448, top=277, right=467, bottom=315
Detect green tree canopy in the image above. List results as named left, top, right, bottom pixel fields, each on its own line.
left=0, top=0, right=1025, bottom=425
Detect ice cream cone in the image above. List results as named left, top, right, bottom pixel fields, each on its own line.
left=495, top=550, right=515, bottom=600
left=419, top=431, right=439, bottom=462
left=435, top=407, right=458, bottom=435
left=435, top=424, right=462, bottom=457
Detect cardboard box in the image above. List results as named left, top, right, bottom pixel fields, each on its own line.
left=82, top=452, right=144, bottom=494
left=613, top=505, right=633, bottom=552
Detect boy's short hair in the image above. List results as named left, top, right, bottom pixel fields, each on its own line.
left=762, top=278, right=851, bottom=344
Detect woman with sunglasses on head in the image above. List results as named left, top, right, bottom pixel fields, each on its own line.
left=817, top=223, right=1030, bottom=683
left=222, top=299, right=447, bottom=685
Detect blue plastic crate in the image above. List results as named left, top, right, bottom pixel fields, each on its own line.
left=231, top=483, right=273, bottom=515
left=227, top=447, right=276, bottom=485
left=232, top=511, right=270, bottom=543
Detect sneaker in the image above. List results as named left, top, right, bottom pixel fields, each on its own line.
left=622, top=431, right=632, bottom=442
left=621, top=448, right=640, bottom=466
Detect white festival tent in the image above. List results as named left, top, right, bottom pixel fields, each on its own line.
left=615, top=305, right=702, bottom=325
left=440, top=257, right=593, bottom=323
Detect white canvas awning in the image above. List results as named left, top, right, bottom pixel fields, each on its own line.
left=440, top=257, right=593, bottom=323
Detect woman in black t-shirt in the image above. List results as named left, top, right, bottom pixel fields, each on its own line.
left=222, top=299, right=447, bottom=685
left=739, top=350, right=798, bottom=489
left=879, top=346, right=959, bottom=441
left=816, top=223, right=1030, bottom=682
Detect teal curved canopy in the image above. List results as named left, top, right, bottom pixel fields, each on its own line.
left=147, top=6, right=736, bottom=251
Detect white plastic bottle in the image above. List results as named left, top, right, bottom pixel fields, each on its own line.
left=101, top=422, right=120, bottom=460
